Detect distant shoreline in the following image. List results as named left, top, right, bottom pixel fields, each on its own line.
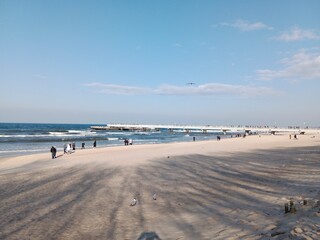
left=0, top=134, right=232, bottom=159
left=1, top=130, right=318, bottom=160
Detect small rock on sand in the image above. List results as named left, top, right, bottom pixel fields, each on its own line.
left=294, top=227, right=303, bottom=233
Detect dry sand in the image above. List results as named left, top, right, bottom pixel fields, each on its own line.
left=0, top=134, right=319, bottom=239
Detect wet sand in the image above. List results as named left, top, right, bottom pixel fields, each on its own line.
left=0, top=135, right=319, bottom=239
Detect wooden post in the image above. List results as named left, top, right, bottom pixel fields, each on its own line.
left=284, top=203, right=289, bottom=213
left=289, top=200, right=293, bottom=213
left=292, top=204, right=296, bottom=213
left=289, top=201, right=296, bottom=213
left=289, top=200, right=293, bottom=208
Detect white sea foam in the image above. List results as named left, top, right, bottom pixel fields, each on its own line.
left=107, top=138, right=118, bottom=141
left=0, top=135, right=18, bottom=138
left=0, top=134, right=47, bottom=138
left=79, top=131, right=96, bottom=136
left=68, top=130, right=82, bottom=134
left=49, top=132, right=68, bottom=136
left=106, top=132, right=132, bottom=136
left=69, top=130, right=97, bottom=135
left=133, top=132, right=152, bottom=135
left=49, top=131, right=96, bottom=137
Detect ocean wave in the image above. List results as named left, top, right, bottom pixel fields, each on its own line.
left=49, top=132, right=69, bottom=136
left=0, top=135, right=111, bottom=143
left=48, top=131, right=96, bottom=136
left=67, top=130, right=96, bottom=135
left=67, top=130, right=83, bottom=133
left=133, top=132, right=152, bottom=135
left=0, top=134, right=50, bottom=138
left=106, top=132, right=133, bottom=136
left=0, top=135, right=18, bottom=138
left=107, top=138, right=119, bottom=141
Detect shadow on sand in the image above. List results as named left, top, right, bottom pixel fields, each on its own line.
left=0, top=146, right=319, bottom=239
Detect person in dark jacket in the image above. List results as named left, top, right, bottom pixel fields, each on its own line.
left=50, top=146, right=57, bottom=159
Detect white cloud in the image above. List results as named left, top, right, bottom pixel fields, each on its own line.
left=156, top=83, right=278, bottom=96
left=256, top=50, right=320, bottom=81
left=273, top=27, right=320, bottom=42
left=85, top=82, right=152, bottom=95
left=219, top=19, right=273, bottom=31
left=174, top=43, right=182, bottom=47
left=85, top=82, right=279, bottom=97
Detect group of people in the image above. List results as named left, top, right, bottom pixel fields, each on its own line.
left=124, top=138, right=133, bottom=146
left=63, top=142, right=76, bottom=154
left=50, top=140, right=97, bottom=159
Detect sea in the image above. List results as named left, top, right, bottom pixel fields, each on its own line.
left=0, top=123, right=235, bottom=157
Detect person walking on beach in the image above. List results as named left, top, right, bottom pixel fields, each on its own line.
left=63, top=143, right=68, bottom=154
left=93, top=140, right=97, bottom=148
left=50, top=146, right=57, bottom=159
left=129, top=139, right=133, bottom=145
left=66, top=143, right=71, bottom=154
left=72, top=142, right=76, bottom=151
left=81, top=142, right=85, bottom=149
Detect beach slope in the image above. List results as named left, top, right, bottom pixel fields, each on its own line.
left=0, top=135, right=319, bottom=239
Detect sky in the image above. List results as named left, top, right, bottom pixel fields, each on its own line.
left=0, top=0, right=320, bottom=126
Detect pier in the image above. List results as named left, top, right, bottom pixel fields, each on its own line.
left=90, top=124, right=319, bottom=135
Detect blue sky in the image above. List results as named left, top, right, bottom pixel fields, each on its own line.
left=1, top=0, right=319, bottom=126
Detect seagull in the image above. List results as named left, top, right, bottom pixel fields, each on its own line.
left=153, top=193, right=157, bottom=200
left=130, top=197, right=137, bottom=206
left=187, top=82, right=195, bottom=85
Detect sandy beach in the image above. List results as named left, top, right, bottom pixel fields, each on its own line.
left=0, top=134, right=319, bottom=239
